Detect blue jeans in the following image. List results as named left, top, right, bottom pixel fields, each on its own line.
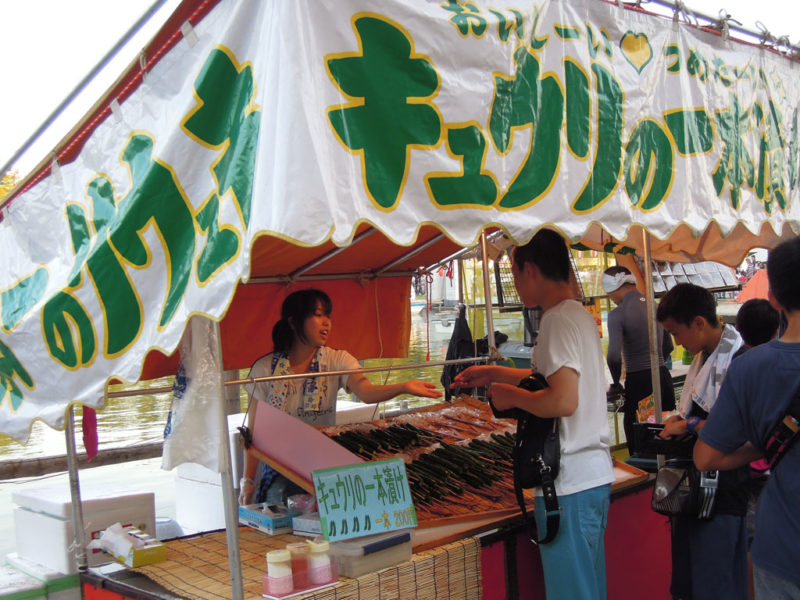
left=754, top=566, right=800, bottom=600
left=534, top=483, right=610, bottom=600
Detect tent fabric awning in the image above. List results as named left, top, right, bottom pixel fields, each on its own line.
left=3, top=0, right=800, bottom=442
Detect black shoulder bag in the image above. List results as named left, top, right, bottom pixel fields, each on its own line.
left=490, top=373, right=561, bottom=544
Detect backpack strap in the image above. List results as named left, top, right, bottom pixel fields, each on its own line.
left=513, top=452, right=560, bottom=544
left=762, top=391, right=800, bottom=470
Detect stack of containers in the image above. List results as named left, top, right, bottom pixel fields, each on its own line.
left=262, top=538, right=338, bottom=598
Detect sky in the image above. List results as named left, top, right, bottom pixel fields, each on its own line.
left=0, top=0, right=798, bottom=180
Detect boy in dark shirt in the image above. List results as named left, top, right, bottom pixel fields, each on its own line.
left=696, top=240, right=800, bottom=599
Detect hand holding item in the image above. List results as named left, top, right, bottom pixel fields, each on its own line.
left=403, top=380, right=443, bottom=398
left=239, top=477, right=255, bottom=505
left=658, top=415, right=687, bottom=439
left=608, top=382, right=624, bottom=396
left=486, top=382, right=516, bottom=412
left=451, top=365, right=495, bottom=389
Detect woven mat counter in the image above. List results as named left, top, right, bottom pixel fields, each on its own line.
left=127, top=527, right=480, bottom=600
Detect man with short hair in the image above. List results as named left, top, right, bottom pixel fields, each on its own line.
left=696, top=239, right=800, bottom=599
left=657, top=283, right=746, bottom=600
left=453, top=228, right=613, bottom=599
left=602, top=265, right=675, bottom=455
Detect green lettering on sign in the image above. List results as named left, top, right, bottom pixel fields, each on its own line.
left=111, top=134, right=196, bottom=329
left=664, top=109, right=713, bottom=156
left=753, top=99, right=786, bottom=214
left=572, top=63, right=623, bottom=213
left=183, top=47, right=260, bottom=283
left=1, top=268, right=48, bottom=332
left=42, top=291, right=96, bottom=368
left=565, top=58, right=590, bottom=159
left=490, top=46, right=564, bottom=209
left=624, top=119, right=674, bottom=211
left=488, top=8, right=524, bottom=43
left=327, top=16, right=442, bottom=210
left=0, top=337, right=33, bottom=412
left=441, top=0, right=487, bottom=37
left=425, top=124, right=498, bottom=207
left=712, top=94, right=755, bottom=209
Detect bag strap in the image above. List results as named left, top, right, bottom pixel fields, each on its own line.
left=513, top=452, right=560, bottom=544
left=762, top=390, right=800, bottom=470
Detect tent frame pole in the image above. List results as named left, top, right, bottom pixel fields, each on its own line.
left=642, top=231, right=663, bottom=425
left=479, top=232, right=496, bottom=351
left=206, top=317, right=245, bottom=600
left=65, top=404, right=89, bottom=572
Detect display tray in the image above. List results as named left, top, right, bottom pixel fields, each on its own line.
left=130, top=526, right=480, bottom=600
left=319, top=396, right=648, bottom=526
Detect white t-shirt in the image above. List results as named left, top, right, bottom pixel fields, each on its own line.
left=244, top=347, right=361, bottom=427
left=532, top=300, right=614, bottom=495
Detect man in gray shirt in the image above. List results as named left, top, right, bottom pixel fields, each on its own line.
left=603, top=266, right=676, bottom=455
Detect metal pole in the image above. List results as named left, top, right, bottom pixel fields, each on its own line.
left=206, top=317, right=245, bottom=600
left=0, top=0, right=170, bottom=180
left=641, top=231, right=663, bottom=424
left=479, top=231, right=496, bottom=351
left=104, top=356, right=489, bottom=399
left=65, top=405, right=88, bottom=572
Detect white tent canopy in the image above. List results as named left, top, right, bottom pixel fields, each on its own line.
left=1, top=0, right=799, bottom=442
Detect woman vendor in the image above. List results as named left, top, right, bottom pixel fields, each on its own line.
left=238, top=288, right=441, bottom=505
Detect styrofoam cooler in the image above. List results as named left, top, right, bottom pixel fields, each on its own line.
left=5, top=554, right=79, bottom=600
left=0, top=563, right=45, bottom=600
left=12, top=484, right=155, bottom=575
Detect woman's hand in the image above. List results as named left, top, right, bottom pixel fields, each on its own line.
left=451, top=365, right=496, bottom=389
left=659, top=415, right=688, bottom=439
left=403, top=380, right=442, bottom=398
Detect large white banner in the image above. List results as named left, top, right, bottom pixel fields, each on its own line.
left=2, top=0, right=799, bottom=441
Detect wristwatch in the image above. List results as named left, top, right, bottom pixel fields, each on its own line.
left=686, top=416, right=701, bottom=435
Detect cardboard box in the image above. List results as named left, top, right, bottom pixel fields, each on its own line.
left=238, top=503, right=293, bottom=535
left=5, top=553, right=79, bottom=600
left=12, top=484, right=155, bottom=574
left=330, top=530, right=412, bottom=578
left=109, top=528, right=167, bottom=568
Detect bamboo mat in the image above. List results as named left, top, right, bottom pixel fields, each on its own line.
left=135, top=527, right=481, bottom=600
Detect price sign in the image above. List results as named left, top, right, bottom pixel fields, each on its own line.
left=312, top=457, right=417, bottom=542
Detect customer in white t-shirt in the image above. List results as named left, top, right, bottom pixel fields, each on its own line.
left=452, top=228, right=614, bottom=599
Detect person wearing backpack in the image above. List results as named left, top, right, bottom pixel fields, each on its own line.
left=695, top=239, right=800, bottom=599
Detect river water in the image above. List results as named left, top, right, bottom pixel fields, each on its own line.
left=0, top=306, right=526, bottom=560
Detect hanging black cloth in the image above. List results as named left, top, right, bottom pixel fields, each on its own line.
left=440, top=304, right=476, bottom=401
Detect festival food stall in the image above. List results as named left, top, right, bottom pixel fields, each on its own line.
left=2, top=0, right=799, bottom=599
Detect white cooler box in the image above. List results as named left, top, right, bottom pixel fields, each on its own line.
left=0, top=563, right=45, bottom=600
left=12, top=484, right=155, bottom=575
left=5, top=553, right=79, bottom=600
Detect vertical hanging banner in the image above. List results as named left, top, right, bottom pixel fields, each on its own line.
left=2, top=0, right=800, bottom=442
left=313, top=458, right=416, bottom=542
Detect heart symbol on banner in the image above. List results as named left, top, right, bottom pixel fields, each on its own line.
left=620, top=32, right=653, bottom=74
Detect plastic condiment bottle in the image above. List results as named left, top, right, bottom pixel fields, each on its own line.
left=266, top=549, right=294, bottom=595
left=307, top=538, right=334, bottom=584
left=286, top=542, right=310, bottom=589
